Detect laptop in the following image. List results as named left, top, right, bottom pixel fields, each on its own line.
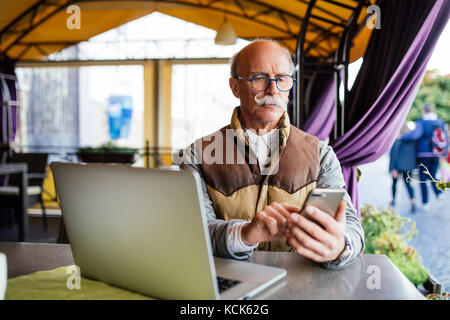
left=51, top=162, right=286, bottom=300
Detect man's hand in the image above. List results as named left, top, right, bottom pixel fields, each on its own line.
left=285, top=200, right=347, bottom=263
left=241, top=202, right=299, bottom=246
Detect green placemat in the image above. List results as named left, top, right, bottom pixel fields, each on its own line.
left=6, top=265, right=153, bottom=300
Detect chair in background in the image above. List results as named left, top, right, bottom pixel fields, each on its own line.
left=0, top=152, right=49, bottom=230
left=0, top=144, right=12, bottom=164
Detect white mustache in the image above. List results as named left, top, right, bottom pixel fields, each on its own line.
left=254, top=94, right=288, bottom=109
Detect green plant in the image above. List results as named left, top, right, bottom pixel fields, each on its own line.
left=77, top=142, right=139, bottom=154
left=361, top=205, right=429, bottom=286
left=407, top=70, right=450, bottom=125
left=356, top=167, right=362, bottom=183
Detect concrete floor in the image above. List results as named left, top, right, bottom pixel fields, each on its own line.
left=0, top=215, right=60, bottom=243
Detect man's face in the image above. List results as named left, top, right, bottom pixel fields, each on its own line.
left=229, top=41, right=292, bottom=130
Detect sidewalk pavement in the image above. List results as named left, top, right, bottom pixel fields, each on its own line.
left=358, top=153, right=449, bottom=293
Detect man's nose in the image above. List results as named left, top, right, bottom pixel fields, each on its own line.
left=265, top=79, right=279, bottom=95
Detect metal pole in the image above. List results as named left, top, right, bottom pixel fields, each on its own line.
left=332, top=0, right=366, bottom=140
left=145, top=140, right=150, bottom=168
left=342, top=0, right=366, bottom=136
left=296, top=0, right=316, bottom=129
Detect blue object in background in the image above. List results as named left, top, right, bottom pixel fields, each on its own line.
left=107, top=95, right=133, bottom=140
left=107, top=102, right=122, bottom=140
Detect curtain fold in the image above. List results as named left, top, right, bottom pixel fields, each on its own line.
left=330, top=0, right=450, bottom=215
left=303, top=73, right=336, bottom=141
left=0, top=57, right=18, bottom=145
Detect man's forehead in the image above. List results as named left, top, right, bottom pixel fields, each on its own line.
left=238, top=41, right=291, bottom=75
left=244, top=54, right=291, bottom=75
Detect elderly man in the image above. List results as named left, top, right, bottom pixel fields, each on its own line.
left=181, top=39, right=364, bottom=269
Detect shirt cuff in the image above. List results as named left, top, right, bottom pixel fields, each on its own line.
left=227, top=221, right=259, bottom=253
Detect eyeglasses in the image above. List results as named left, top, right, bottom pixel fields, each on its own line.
left=234, top=74, right=296, bottom=92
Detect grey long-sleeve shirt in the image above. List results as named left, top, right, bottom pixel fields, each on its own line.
left=182, top=139, right=365, bottom=269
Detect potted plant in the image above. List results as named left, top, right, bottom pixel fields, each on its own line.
left=77, top=142, right=139, bottom=164
left=360, top=205, right=441, bottom=296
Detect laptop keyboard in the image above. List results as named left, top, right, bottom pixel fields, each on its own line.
left=217, top=277, right=241, bottom=293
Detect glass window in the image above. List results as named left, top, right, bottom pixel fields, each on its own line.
left=78, top=65, right=144, bottom=149
left=16, top=65, right=144, bottom=164
left=171, top=63, right=240, bottom=151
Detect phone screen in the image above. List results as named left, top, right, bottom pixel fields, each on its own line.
left=302, top=188, right=345, bottom=225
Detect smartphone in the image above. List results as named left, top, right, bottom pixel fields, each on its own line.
left=302, top=188, right=345, bottom=222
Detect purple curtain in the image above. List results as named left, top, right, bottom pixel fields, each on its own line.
left=330, top=0, right=450, bottom=214
left=0, top=57, right=18, bottom=144
left=303, top=73, right=336, bottom=141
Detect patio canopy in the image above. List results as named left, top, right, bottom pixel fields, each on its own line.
left=0, top=0, right=375, bottom=62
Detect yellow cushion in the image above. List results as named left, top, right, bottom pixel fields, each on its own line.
left=6, top=266, right=153, bottom=300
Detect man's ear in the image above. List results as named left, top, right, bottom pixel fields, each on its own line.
left=229, top=77, right=240, bottom=98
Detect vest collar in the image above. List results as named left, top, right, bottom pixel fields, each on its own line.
left=230, top=106, right=291, bottom=150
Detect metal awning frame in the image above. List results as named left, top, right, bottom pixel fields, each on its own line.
left=0, top=0, right=366, bottom=61
left=294, top=0, right=378, bottom=141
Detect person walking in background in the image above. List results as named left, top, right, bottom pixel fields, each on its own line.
left=439, top=130, right=450, bottom=183
left=401, top=103, right=448, bottom=211
left=390, top=123, right=417, bottom=212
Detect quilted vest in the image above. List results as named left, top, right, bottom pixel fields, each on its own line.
left=199, top=107, right=320, bottom=251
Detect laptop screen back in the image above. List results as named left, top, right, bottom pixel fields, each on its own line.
left=51, top=162, right=219, bottom=299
